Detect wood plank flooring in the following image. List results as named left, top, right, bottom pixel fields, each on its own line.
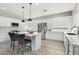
left=0, top=39, right=64, bottom=55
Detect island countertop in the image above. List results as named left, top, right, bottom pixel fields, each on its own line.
left=64, top=32, right=79, bottom=45
left=17, top=31, right=39, bottom=37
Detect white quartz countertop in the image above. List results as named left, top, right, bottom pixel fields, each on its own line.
left=64, top=32, right=79, bottom=45
left=49, top=28, right=68, bottom=33
left=17, top=31, right=39, bottom=37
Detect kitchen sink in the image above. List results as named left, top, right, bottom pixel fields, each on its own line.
left=67, top=33, right=76, bottom=35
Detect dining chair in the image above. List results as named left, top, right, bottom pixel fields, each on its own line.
left=16, top=34, right=31, bottom=54
left=8, top=32, right=17, bottom=51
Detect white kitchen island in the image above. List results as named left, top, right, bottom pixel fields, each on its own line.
left=29, top=32, right=41, bottom=51
left=17, top=32, right=42, bottom=51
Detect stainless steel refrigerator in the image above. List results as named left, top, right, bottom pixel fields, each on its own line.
left=38, top=23, right=47, bottom=39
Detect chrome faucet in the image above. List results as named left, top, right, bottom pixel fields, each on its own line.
left=71, top=26, right=79, bottom=34
left=71, top=26, right=79, bottom=30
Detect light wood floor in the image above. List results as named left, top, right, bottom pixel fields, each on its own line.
left=0, top=39, right=64, bottom=55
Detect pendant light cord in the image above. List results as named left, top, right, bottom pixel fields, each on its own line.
left=22, top=6, right=24, bottom=20
left=29, top=3, right=32, bottom=18
left=23, top=9, right=24, bottom=20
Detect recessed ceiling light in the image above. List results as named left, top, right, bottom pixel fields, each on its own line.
left=35, top=3, right=39, bottom=5
left=2, top=7, right=6, bottom=10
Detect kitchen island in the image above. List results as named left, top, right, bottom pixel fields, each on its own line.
left=17, top=31, right=42, bottom=51
left=0, top=27, right=42, bottom=51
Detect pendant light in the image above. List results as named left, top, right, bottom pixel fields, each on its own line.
left=28, top=3, right=32, bottom=21
left=21, top=6, right=25, bottom=22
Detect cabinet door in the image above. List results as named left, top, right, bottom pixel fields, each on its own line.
left=46, top=31, right=52, bottom=39
left=68, top=42, right=74, bottom=55
left=64, top=35, right=69, bottom=55
left=57, top=32, right=64, bottom=41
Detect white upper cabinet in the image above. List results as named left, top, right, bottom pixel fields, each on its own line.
left=73, top=4, right=79, bottom=27
left=0, top=16, right=20, bottom=27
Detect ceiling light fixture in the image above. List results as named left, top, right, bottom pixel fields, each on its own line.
left=27, top=3, right=32, bottom=21
left=35, top=3, right=39, bottom=5
left=2, top=7, right=6, bottom=10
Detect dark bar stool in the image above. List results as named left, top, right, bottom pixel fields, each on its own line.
left=16, top=34, right=31, bottom=54
left=8, top=32, right=17, bottom=51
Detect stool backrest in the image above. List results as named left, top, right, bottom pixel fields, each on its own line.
left=15, top=34, right=25, bottom=45
left=8, top=32, right=17, bottom=41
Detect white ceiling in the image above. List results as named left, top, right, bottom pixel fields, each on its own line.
left=0, top=3, right=75, bottom=20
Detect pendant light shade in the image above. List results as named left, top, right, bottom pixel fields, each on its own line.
left=28, top=18, right=32, bottom=21
left=22, top=20, right=25, bottom=22
left=28, top=3, right=32, bottom=21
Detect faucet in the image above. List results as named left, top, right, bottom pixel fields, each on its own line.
left=71, top=26, right=79, bottom=34
left=71, top=26, right=79, bottom=30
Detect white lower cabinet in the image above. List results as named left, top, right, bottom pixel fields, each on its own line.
left=68, top=44, right=79, bottom=55
left=64, top=34, right=69, bottom=55
left=64, top=33, right=73, bottom=55
left=46, top=31, right=64, bottom=41
left=73, top=45, right=79, bottom=55
left=64, top=32, right=79, bottom=55
left=68, top=42, right=74, bottom=55
left=46, top=31, right=52, bottom=39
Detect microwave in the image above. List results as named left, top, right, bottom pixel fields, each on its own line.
left=11, top=23, right=19, bottom=27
